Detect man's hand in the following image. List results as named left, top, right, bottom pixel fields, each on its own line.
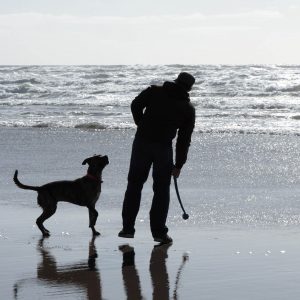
left=172, top=167, right=181, bottom=179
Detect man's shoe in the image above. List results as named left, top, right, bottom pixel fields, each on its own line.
left=153, top=234, right=173, bottom=244
left=118, top=229, right=134, bottom=238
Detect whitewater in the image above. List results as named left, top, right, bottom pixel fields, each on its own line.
left=0, top=64, right=300, bottom=134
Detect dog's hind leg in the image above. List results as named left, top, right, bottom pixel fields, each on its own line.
left=36, top=205, right=57, bottom=237
left=88, top=206, right=100, bottom=236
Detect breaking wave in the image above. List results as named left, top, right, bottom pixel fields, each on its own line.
left=0, top=64, right=300, bottom=135
left=291, top=115, right=300, bottom=120
left=74, top=122, right=108, bottom=130
left=249, top=104, right=288, bottom=110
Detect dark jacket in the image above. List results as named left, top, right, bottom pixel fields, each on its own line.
left=131, top=81, right=195, bottom=169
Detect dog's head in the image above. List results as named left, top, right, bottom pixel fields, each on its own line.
left=82, top=155, right=109, bottom=171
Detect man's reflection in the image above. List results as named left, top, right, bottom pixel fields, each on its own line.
left=119, top=244, right=144, bottom=300
left=120, top=243, right=182, bottom=300
left=150, top=243, right=172, bottom=300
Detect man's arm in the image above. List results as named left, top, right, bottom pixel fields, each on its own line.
left=175, top=106, right=195, bottom=171
left=131, top=87, right=152, bottom=125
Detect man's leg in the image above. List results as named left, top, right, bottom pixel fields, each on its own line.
left=121, top=138, right=152, bottom=235
left=150, top=144, right=173, bottom=238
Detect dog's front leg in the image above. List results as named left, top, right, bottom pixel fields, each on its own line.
left=88, top=206, right=100, bottom=236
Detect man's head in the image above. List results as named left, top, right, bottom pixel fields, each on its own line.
left=174, top=72, right=195, bottom=92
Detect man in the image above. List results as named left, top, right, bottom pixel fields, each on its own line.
left=119, top=72, right=196, bottom=244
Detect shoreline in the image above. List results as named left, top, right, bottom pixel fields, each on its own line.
left=2, top=125, right=300, bottom=136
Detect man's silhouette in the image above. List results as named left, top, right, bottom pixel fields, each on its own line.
left=119, top=72, right=196, bottom=243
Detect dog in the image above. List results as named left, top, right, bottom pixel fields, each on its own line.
left=13, top=155, right=109, bottom=237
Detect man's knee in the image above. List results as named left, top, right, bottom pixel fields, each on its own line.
left=128, top=173, right=148, bottom=186
left=152, top=180, right=171, bottom=193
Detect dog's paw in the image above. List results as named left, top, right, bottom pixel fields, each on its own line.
left=91, top=226, right=101, bottom=236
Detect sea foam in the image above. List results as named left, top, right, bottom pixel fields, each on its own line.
left=0, top=65, right=299, bottom=134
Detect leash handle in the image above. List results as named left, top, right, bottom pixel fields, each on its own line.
left=173, top=176, right=187, bottom=214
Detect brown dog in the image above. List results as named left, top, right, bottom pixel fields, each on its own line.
left=13, top=155, right=109, bottom=237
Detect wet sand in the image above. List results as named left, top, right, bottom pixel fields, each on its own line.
left=1, top=127, right=300, bottom=299
left=1, top=205, right=300, bottom=299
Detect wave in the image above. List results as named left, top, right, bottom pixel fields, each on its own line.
left=280, top=84, right=300, bottom=93
left=32, top=123, right=50, bottom=128
left=0, top=78, right=41, bottom=85
left=201, top=113, right=285, bottom=120
left=5, top=84, right=46, bottom=95
left=249, top=104, right=288, bottom=110
left=1, top=64, right=300, bottom=136
left=91, top=90, right=106, bottom=95
left=201, top=103, right=288, bottom=111
left=91, top=80, right=111, bottom=85
left=211, top=81, right=227, bottom=86
left=202, top=113, right=230, bottom=118
left=202, top=104, right=222, bottom=109
left=244, top=92, right=276, bottom=97
left=0, top=122, right=299, bottom=136
left=0, top=66, right=34, bottom=72
left=0, top=120, right=135, bottom=130
left=74, top=122, right=108, bottom=130
left=265, top=84, right=300, bottom=93
left=74, top=122, right=134, bottom=130
left=82, top=73, right=110, bottom=80
left=195, top=128, right=300, bottom=136
left=277, top=65, right=300, bottom=69
left=291, top=115, right=300, bottom=120
left=0, top=100, right=125, bottom=108
left=7, top=86, right=33, bottom=94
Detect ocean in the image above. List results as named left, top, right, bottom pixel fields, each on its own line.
left=1, top=64, right=300, bottom=134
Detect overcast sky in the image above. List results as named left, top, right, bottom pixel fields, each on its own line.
left=0, top=0, right=299, bottom=64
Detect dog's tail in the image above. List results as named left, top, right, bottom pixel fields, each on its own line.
left=13, top=170, right=40, bottom=192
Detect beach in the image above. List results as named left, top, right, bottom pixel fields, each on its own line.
left=1, top=127, right=300, bottom=299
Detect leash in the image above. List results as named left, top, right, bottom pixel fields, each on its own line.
left=173, top=176, right=189, bottom=220
left=173, top=253, right=189, bottom=300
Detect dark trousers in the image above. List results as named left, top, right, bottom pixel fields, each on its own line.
left=122, top=137, right=173, bottom=237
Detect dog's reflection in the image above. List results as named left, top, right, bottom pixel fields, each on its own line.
left=14, top=239, right=187, bottom=299
left=37, top=236, right=102, bottom=299
left=119, top=243, right=187, bottom=300
left=14, top=237, right=102, bottom=300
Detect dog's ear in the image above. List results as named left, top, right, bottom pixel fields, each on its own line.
left=82, top=157, right=91, bottom=165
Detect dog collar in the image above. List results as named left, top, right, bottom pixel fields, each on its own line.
left=86, top=173, right=103, bottom=183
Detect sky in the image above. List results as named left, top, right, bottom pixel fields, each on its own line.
left=0, top=0, right=299, bottom=64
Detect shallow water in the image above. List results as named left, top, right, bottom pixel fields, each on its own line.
left=1, top=127, right=300, bottom=227
left=2, top=207, right=300, bottom=300
left=1, top=128, right=300, bottom=299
